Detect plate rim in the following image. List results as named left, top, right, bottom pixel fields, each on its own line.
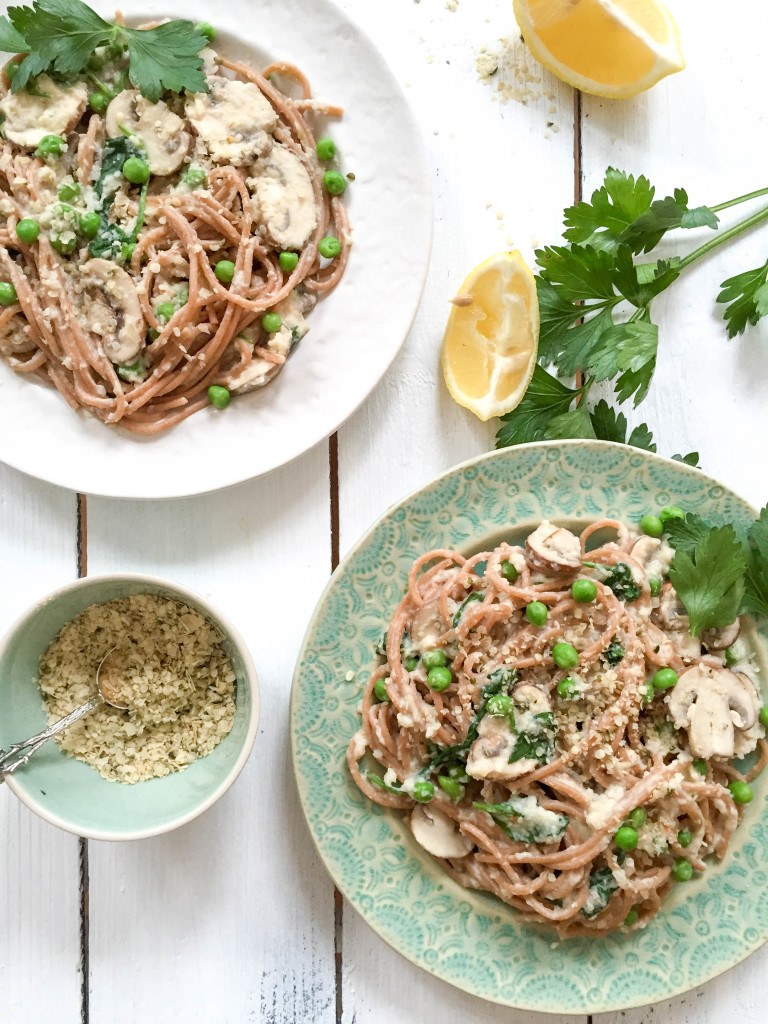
left=290, top=438, right=766, bottom=1012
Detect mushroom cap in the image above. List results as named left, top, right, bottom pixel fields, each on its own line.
left=79, top=259, right=144, bottom=364
left=525, top=521, right=581, bottom=575
left=512, top=683, right=551, bottom=715
left=105, top=90, right=191, bottom=176
left=409, top=599, right=449, bottom=652
left=654, top=582, right=689, bottom=633
left=667, top=665, right=760, bottom=759
left=410, top=804, right=474, bottom=859
left=701, top=619, right=741, bottom=651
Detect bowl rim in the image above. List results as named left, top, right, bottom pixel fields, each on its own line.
left=1, top=572, right=261, bottom=841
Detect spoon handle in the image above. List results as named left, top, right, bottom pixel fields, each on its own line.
left=0, top=695, right=104, bottom=779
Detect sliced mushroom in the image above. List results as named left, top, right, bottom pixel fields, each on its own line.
left=0, top=76, right=88, bottom=148
left=525, top=520, right=581, bottom=575
left=409, top=599, right=451, bottom=653
left=186, top=76, right=278, bottom=166
left=630, top=536, right=674, bottom=580
left=105, top=90, right=191, bottom=176
left=702, top=620, right=741, bottom=652
left=228, top=317, right=293, bottom=394
left=466, top=714, right=521, bottom=780
left=513, top=683, right=551, bottom=715
left=652, top=583, right=701, bottom=661
left=77, top=259, right=144, bottom=364
left=250, top=144, right=318, bottom=251
left=667, top=665, right=760, bottom=758
left=410, top=804, right=474, bottom=859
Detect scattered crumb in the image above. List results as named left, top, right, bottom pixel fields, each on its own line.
left=506, top=235, right=514, bottom=247
left=433, top=128, right=440, bottom=135
left=486, top=200, right=492, bottom=209
left=427, top=54, right=434, bottom=63
left=446, top=0, right=459, bottom=9
left=496, top=210, right=504, bottom=221
left=475, top=37, right=545, bottom=105
left=345, top=670, right=355, bottom=681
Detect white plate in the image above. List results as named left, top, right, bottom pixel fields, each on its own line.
left=0, top=0, right=432, bottom=498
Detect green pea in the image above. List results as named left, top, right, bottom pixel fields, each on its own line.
left=640, top=514, right=663, bottom=538
left=78, top=211, right=101, bottom=239
left=643, top=681, right=656, bottom=704
left=122, top=156, right=150, bottom=184
left=51, top=234, right=76, bottom=255
left=446, top=764, right=468, bottom=782
left=728, top=780, right=753, bottom=805
left=625, top=807, right=646, bottom=830
left=760, top=706, right=768, bottom=729
left=35, top=134, right=66, bottom=158
left=692, top=758, right=707, bottom=776
left=183, top=166, right=206, bottom=187
left=318, top=236, right=341, bottom=259
left=58, top=181, right=81, bottom=202
left=16, top=218, right=40, bottom=243
left=214, top=260, right=235, bottom=284
left=486, top=694, right=513, bottom=717
left=412, top=780, right=434, bottom=803
left=659, top=505, right=684, bottom=524
left=156, top=302, right=176, bottom=323
left=557, top=678, right=579, bottom=700
left=86, top=50, right=106, bottom=71
left=725, top=646, right=739, bottom=667
left=373, top=678, right=389, bottom=702
left=421, top=649, right=447, bottom=670
left=208, top=384, right=231, bottom=409
left=677, top=828, right=693, bottom=848
left=571, top=578, right=597, bottom=603
left=116, top=360, right=144, bottom=383
left=105, top=40, right=126, bottom=59
left=614, top=826, right=638, bottom=852
left=649, top=576, right=663, bottom=597
left=672, top=858, right=693, bottom=882
left=316, top=137, right=336, bottom=161
left=403, top=656, right=419, bottom=672
left=147, top=328, right=159, bottom=342
left=279, top=251, right=299, bottom=272
left=196, top=21, right=216, bottom=42
left=427, top=666, right=452, bottom=691
left=437, top=776, right=463, bottom=800
left=624, top=908, right=639, bottom=926
left=552, top=642, right=579, bottom=670
left=323, top=169, right=346, bottom=195
left=89, top=91, right=110, bottom=115
left=0, top=281, right=17, bottom=306
left=653, top=667, right=678, bottom=690
left=500, top=559, right=519, bottom=583
left=526, top=601, right=548, bottom=626
left=5, top=61, right=18, bottom=83
left=262, top=312, right=283, bottom=334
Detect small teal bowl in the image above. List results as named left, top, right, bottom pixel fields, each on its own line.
left=0, top=574, right=259, bottom=840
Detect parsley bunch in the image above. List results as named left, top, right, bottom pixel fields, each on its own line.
left=665, top=508, right=768, bottom=635
left=496, top=168, right=768, bottom=454
left=0, top=0, right=208, bottom=102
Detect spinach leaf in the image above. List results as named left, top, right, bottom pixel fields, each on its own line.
left=509, top=711, right=556, bottom=764
left=452, top=591, right=484, bottom=628
left=603, top=639, right=625, bottom=666
left=603, top=562, right=642, bottom=602
left=582, top=865, right=618, bottom=918
left=88, top=136, right=144, bottom=260
left=422, top=676, right=506, bottom=776
left=473, top=795, right=568, bottom=843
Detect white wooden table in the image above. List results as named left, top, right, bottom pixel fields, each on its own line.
left=3, top=0, right=768, bottom=1020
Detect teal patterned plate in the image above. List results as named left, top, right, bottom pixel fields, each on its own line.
left=290, top=440, right=768, bottom=1013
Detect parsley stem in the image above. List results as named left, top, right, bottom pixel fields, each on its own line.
left=711, top=187, right=768, bottom=214
left=678, top=202, right=768, bottom=271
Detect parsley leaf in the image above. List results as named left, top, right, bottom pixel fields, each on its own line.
left=603, top=563, right=642, bottom=602
left=589, top=400, right=656, bottom=451
left=664, top=513, right=715, bottom=557
left=536, top=244, right=618, bottom=302
left=496, top=365, right=584, bottom=448
left=672, top=452, right=701, bottom=468
left=6, top=0, right=207, bottom=101
left=620, top=189, right=718, bottom=254
left=668, top=524, right=747, bottom=635
left=717, top=259, right=768, bottom=338
left=602, top=639, right=625, bottom=665
left=563, top=169, right=655, bottom=253
left=742, top=505, right=768, bottom=619
left=508, top=711, right=556, bottom=764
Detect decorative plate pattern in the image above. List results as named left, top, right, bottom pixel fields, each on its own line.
left=290, top=440, right=768, bottom=1013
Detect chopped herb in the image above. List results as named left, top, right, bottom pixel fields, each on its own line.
left=508, top=711, right=556, bottom=765
left=473, top=795, right=568, bottom=843
left=421, top=676, right=506, bottom=776
left=603, top=639, right=625, bottom=666
left=452, top=591, right=484, bottom=628
left=603, top=562, right=642, bottom=602
left=582, top=864, right=618, bottom=918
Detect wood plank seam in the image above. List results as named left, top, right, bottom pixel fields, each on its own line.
left=329, top=433, right=343, bottom=1024
left=76, top=493, right=89, bottom=1024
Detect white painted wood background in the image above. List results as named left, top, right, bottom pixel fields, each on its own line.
left=1, top=0, right=767, bottom=1020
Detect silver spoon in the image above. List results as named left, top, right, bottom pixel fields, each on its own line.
left=0, top=648, right=129, bottom=780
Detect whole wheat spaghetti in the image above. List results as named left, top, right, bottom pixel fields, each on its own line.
left=348, top=519, right=766, bottom=936
left=0, top=33, right=349, bottom=433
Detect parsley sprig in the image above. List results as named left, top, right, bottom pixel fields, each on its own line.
left=496, top=169, right=768, bottom=454
left=0, top=0, right=208, bottom=102
left=665, top=509, right=768, bottom=635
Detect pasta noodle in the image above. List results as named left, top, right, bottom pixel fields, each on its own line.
left=0, top=40, right=349, bottom=433
left=348, top=518, right=766, bottom=936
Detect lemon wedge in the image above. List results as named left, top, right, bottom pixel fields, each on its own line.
left=513, top=0, right=685, bottom=99
left=441, top=251, right=539, bottom=422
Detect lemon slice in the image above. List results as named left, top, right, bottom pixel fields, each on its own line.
left=441, top=251, right=538, bottom=422
left=513, top=0, right=685, bottom=99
